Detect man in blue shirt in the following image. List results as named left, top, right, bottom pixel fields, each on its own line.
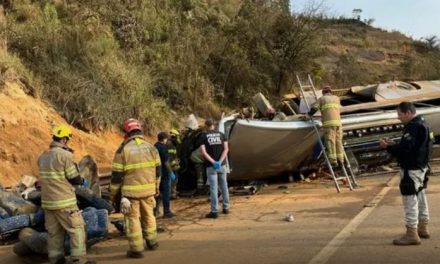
left=154, top=132, right=176, bottom=218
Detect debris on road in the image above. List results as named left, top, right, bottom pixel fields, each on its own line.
left=285, top=214, right=294, bottom=222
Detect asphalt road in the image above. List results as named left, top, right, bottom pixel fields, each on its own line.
left=1, top=173, right=440, bottom=264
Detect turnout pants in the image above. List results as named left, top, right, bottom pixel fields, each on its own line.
left=323, top=126, right=344, bottom=164
left=400, top=168, right=429, bottom=228
left=124, top=196, right=157, bottom=252
left=44, top=206, right=86, bottom=264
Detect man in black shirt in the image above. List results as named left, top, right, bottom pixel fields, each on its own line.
left=380, top=102, right=434, bottom=245
left=154, top=132, right=176, bottom=218
left=200, top=119, right=230, bottom=219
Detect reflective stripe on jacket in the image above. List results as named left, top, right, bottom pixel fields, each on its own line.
left=110, top=136, right=161, bottom=198
left=167, top=141, right=179, bottom=167
left=38, top=141, right=79, bottom=210
left=319, top=95, right=341, bottom=127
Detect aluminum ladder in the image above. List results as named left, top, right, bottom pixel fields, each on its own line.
left=296, top=74, right=358, bottom=192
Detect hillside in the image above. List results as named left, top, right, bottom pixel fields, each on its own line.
left=0, top=1, right=439, bottom=186
left=315, top=19, right=440, bottom=88
left=0, top=80, right=122, bottom=187
left=2, top=1, right=439, bottom=124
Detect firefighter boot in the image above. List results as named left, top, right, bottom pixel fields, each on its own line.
left=146, top=240, right=159, bottom=251
left=393, top=226, right=421, bottom=245
left=418, top=219, right=430, bottom=239
left=126, top=250, right=144, bottom=259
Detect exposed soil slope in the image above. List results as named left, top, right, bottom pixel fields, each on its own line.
left=0, top=81, right=123, bottom=187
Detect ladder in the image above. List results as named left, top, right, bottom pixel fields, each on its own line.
left=296, top=74, right=358, bottom=192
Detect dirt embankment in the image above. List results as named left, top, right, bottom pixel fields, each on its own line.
left=0, top=81, right=124, bottom=187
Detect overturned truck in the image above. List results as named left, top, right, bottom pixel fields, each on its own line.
left=220, top=80, right=440, bottom=181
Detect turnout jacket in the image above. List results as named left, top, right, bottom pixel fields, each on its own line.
left=387, top=115, right=434, bottom=170
left=110, top=135, right=161, bottom=199
left=310, top=95, right=342, bottom=127
left=38, top=141, right=80, bottom=210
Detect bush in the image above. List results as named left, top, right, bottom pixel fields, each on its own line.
left=6, top=1, right=170, bottom=133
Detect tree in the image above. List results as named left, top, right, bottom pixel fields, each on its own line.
left=268, top=11, right=322, bottom=94
left=352, top=8, right=362, bottom=20
left=270, top=0, right=290, bottom=14
left=423, top=35, right=440, bottom=50
left=365, top=18, right=375, bottom=26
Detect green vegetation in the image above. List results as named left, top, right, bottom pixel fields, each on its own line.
left=1, top=1, right=440, bottom=132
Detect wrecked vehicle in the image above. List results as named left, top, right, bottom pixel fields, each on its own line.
left=220, top=80, right=440, bottom=181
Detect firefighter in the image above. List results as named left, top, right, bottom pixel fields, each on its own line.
left=38, top=124, right=95, bottom=264
left=309, top=86, right=344, bottom=167
left=179, top=124, right=206, bottom=193
left=168, top=129, right=181, bottom=199
left=110, top=119, right=161, bottom=258
left=380, top=102, right=434, bottom=245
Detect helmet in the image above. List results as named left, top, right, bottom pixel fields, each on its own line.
left=123, top=118, right=142, bottom=133
left=322, top=86, right=332, bottom=94
left=170, top=129, right=180, bottom=136
left=52, top=124, right=73, bottom=139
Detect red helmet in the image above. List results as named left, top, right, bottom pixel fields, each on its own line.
left=123, top=118, right=142, bottom=133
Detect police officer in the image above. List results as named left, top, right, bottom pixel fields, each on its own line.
left=380, top=102, right=434, bottom=246
left=110, top=119, right=161, bottom=258
left=200, top=119, right=230, bottom=218
left=38, top=125, right=95, bottom=264
left=309, top=86, right=344, bottom=167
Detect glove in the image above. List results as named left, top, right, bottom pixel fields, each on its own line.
left=120, top=197, right=131, bottom=215
left=21, top=187, right=36, bottom=200
left=213, top=161, right=222, bottom=171
left=82, top=178, right=90, bottom=188
left=169, top=171, right=177, bottom=182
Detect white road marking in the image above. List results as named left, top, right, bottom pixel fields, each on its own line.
left=308, top=175, right=400, bottom=264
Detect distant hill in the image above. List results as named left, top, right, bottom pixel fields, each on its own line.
left=1, top=2, right=439, bottom=185
left=314, top=19, right=440, bottom=89
left=1, top=1, right=439, bottom=129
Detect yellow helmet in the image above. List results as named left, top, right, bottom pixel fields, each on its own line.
left=52, top=124, right=73, bottom=139
left=170, top=129, right=180, bottom=136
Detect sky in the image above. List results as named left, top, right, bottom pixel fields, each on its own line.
left=290, top=0, right=440, bottom=40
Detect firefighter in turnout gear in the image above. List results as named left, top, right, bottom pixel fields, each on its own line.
left=309, top=86, right=344, bottom=166
left=38, top=124, right=95, bottom=264
left=380, top=102, right=434, bottom=246
left=110, top=118, right=161, bottom=258
left=168, top=129, right=181, bottom=199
